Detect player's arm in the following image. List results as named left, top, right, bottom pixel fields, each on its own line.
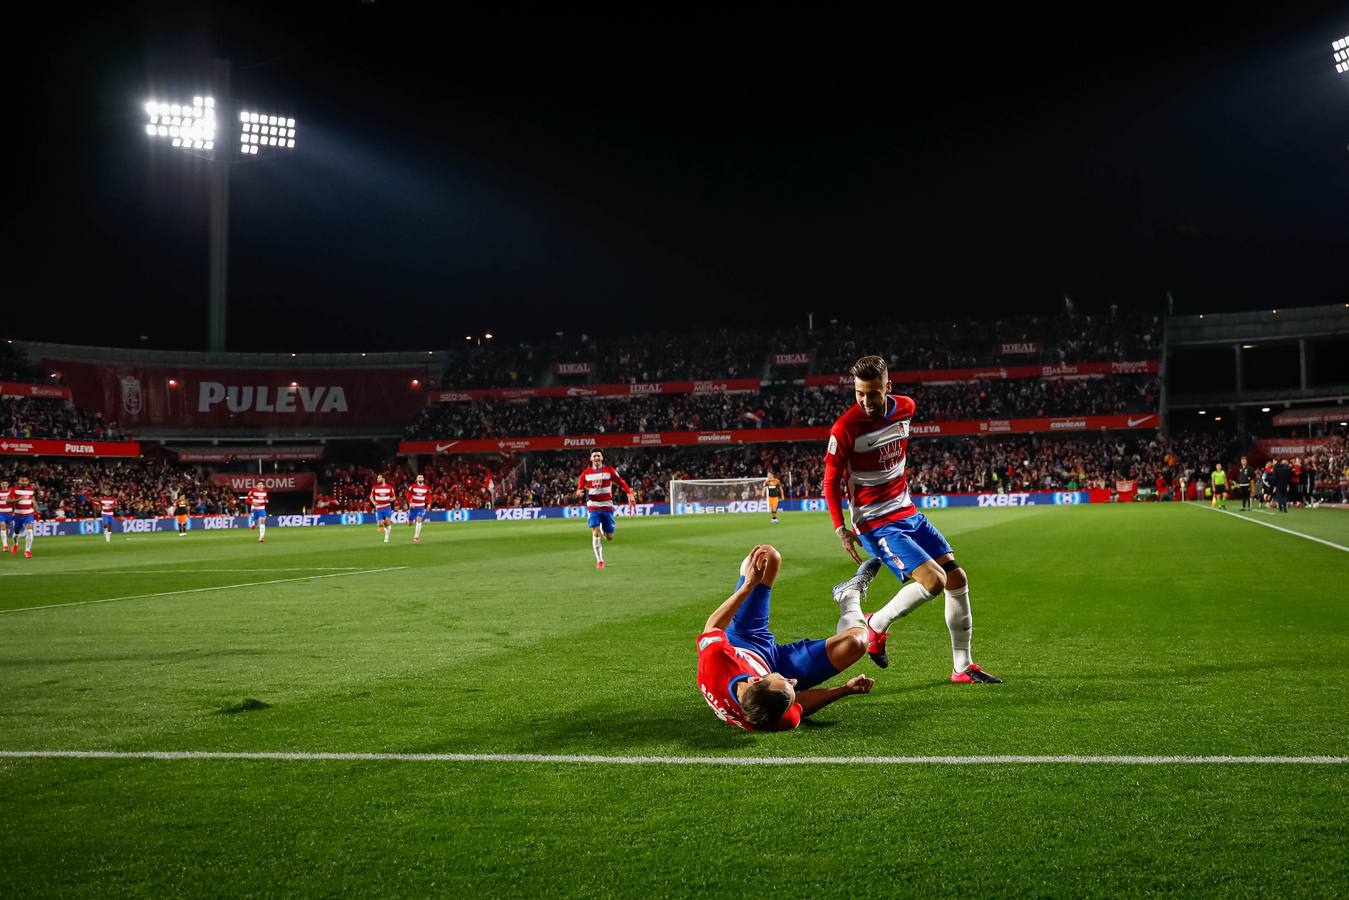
left=795, top=675, right=875, bottom=718
left=703, top=546, right=770, bottom=633
left=575, top=473, right=587, bottom=499
left=613, top=469, right=635, bottom=504
left=823, top=431, right=862, bottom=563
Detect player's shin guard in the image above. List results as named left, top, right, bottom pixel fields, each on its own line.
left=592, top=535, right=604, bottom=563
left=945, top=585, right=973, bottom=673
left=870, top=581, right=936, bottom=633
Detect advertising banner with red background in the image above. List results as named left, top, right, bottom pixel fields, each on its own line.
left=49, top=360, right=431, bottom=428
left=1252, top=437, right=1337, bottom=460
left=400, top=412, right=1160, bottom=455
left=174, top=446, right=324, bottom=462
left=805, top=360, right=1158, bottom=387
left=0, top=438, right=140, bottom=458
left=1, top=381, right=71, bottom=400
left=210, top=472, right=317, bottom=493
left=432, top=378, right=762, bottom=403
left=1271, top=407, right=1349, bottom=427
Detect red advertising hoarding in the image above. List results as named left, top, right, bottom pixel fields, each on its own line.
left=431, top=378, right=762, bottom=403
left=1271, top=407, right=1349, bottom=427
left=1252, top=437, right=1337, bottom=460
left=174, top=446, right=324, bottom=462
left=1, top=381, right=72, bottom=401
left=49, top=360, right=431, bottom=428
left=0, top=438, right=140, bottom=458
left=210, top=472, right=318, bottom=493
left=806, top=360, right=1158, bottom=387
left=400, top=412, right=1160, bottom=454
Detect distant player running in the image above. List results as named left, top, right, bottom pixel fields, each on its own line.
left=0, top=480, right=12, bottom=554
left=696, top=544, right=878, bottom=731
left=824, top=355, right=1001, bottom=684
left=764, top=471, right=783, bottom=524
left=576, top=450, right=633, bottom=569
left=99, top=492, right=118, bottom=543
left=370, top=475, right=396, bottom=544
left=11, top=476, right=38, bottom=559
left=246, top=481, right=269, bottom=542
left=406, top=474, right=431, bottom=543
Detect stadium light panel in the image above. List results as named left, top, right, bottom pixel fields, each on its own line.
left=1261, top=407, right=1271, bottom=412
left=145, top=124, right=157, bottom=136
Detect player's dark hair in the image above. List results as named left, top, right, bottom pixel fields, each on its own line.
left=740, top=680, right=793, bottom=727
left=850, top=355, right=888, bottom=382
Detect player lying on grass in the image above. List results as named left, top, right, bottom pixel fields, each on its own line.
left=696, top=544, right=877, bottom=731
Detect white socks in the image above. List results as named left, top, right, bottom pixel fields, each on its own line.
left=2, top=531, right=7, bottom=549
left=835, top=588, right=865, bottom=634
left=945, top=585, right=973, bottom=673
left=24, top=530, right=34, bottom=552
left=592, top=535, right=604, bottom=563
left=414, top=521, right=423, bottom=538
left=105, top=530, right=111, bottom=543
left=869, top=581, right=936, bottom=633
left=258, top=522, right=266, bottom=540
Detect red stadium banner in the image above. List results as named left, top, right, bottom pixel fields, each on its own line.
left=0, top=438, right=140, bottom=458
left=210, top=472, right=317, bottom=493
left=173, top=445, right=324, bottom=462
left=805, top=360, right=1158, bottom=387
left=771, top=352, right=813, bottom=365
left=0, top=380, right=72, bottom=401
left=1252, top=437, right=1336, bottom=460
left=554, top=362, right=593, bottom=375
left=998, top=342, right=1041, bottom=355
left=1271, top=407, right=1349, bottom=427
left=48, top=360, right=432, bottom=428
left=431, top=378, right=762, bottom=403
left=399, top=412, right=1160, bottom=454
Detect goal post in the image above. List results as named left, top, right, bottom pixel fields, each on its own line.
left=669, top=478, right=767, bottom=514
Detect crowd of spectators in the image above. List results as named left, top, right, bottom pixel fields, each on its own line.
left=407, top=376, right=1160, bottom=439
left=317, top=458, right=513, bottom=512
left=0, top=459, right=238, bottom=519
left=438, top=310, right=1161, bottom=388
left=1, top=398, right=125, bottom=441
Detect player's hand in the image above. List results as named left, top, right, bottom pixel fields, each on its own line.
left=835, top=526, right=863, bottom=564
left=845, top=674, right=875, bottom=695
left=743, top=544, right=770, bottom=587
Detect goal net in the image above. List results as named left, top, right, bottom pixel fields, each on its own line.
left=669, top=478, right=767, bottom=514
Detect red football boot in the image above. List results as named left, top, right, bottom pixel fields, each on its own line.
left=951, top=664, right=1002, bottom=684
left=596, top=560, right=605, bottom=569
left=863, top=613, right=889, bottom=669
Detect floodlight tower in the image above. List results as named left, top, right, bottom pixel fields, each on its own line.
left=142, top=60, right=297, bottom=351
left=1335, top=35, right=1349, bottom=74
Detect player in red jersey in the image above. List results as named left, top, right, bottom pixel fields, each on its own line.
left=98, top=492, right=118, bottom=543
left=405, top=474, right=431, bottom=543
left=575, top=450, right=633, bottom=569
left=245, top=481, right=269, bottom=542
left=0, top=479, right=13, bottom=554
left=697, top=544, right=877, bottom=731
left=370, top=475, right=396, bottom=544
left=10, top=476, right=39, bottom=559
left=824, top=355, right=1000, bottom=684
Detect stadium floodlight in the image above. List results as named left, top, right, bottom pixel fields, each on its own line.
left=1336, top=36, right=1349, bottom=73
left=143, top=95, right=217, bottom=152
left=238, top=108, right=296, bottom=154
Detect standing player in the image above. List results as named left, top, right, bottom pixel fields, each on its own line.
left=11, top=476, right=38, bottom=559
left=696, top=544, right=878, bottom=731
left=175, top=493, right=191, bottom=536
left=575, top=450, right=633, bottom=569
left=764, top=471, right=784, bottom=525
left=98, top=491, right=118, bottom=543
left=0, top=479, right=12, bottom=554
left=246, top=480, right=269, bottom=542
left=406, top=474, right=431, bottom=543
left=370, top=475, right=396, bottom=544
left=1210, top=463, right=1228, bottom=509
left=823, top=355, right=1001, bottom=684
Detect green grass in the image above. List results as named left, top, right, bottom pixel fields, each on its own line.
left=2, top=505, right=1347, bottom=896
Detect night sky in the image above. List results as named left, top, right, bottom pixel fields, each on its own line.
left=5, top=2, right=1349, bottom=352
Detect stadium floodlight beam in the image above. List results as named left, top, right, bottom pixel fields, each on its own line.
left=141, top=60, right=299, bottom=351
left=1335, top=36, right=1349, bottom=74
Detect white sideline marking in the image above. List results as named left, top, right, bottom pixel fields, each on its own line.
left=0, top=750, right=1343, bottom=765
left=0, top=567, right=409, bottom=614
left=0, top=567, right=374, bottom=578
left=1189, top=502, right=1349, bottom=553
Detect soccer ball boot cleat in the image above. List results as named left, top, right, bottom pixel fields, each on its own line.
left=951, top=664, right=1001, bottom=684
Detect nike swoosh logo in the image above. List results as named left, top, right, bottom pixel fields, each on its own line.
left=1126, top=416, right=1153, bottom=428
left=434, top=442, right=458, bottom=452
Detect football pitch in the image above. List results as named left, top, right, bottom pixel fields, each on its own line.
left=2, top=504, right=1346, bottom=897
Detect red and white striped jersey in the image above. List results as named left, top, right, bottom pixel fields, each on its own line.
left=11, top=487, right=37, bottom=516
left=0, top=489, right=10, bottom=514
left=577, top=466, right=632, bottom=511
left=99, top=497, right=117, bottom=515
left=370, top=484, right=395, bottom=510
left=246, top=488, right=268, bottom=511
left=406, top=484, right=431, bottom=509
left=823, top=395, right=918, bottom=534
